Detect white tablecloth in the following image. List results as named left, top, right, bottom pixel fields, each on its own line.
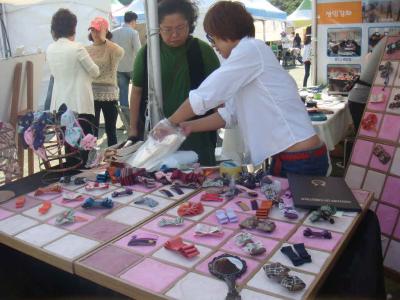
left=312, top=97, right=353, bottom=151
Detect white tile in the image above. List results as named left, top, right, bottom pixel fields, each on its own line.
left=247, top=267, right=315, bottom=300
left=345, top=165, right=366, bottom=189
left=303, top=214, right=354, bottom=233
left=103, top=188, right=144, bottom=204
left=105, top=206, right=152, bottom=226
left=44, top=234, right=99, bottom=259
left=166, top=272, right=227, bottom=300
left=152, top=243, right=212, bottom=268
left=241, top=289, right=283, bottom=300
left=390, top=148, right=400, bottom=176
left=15, top=224, right=68, bottom=247
left=362, top=170, right=386, bottom=199
left=22, top=203, right=67, bottom=221
left=270, top=243, right=330, bottom=274
left=0, top=214, right=38, bottom=235
left=166, top=204, right=214, bottom=221
left=129, top=194, right=175, bottom=213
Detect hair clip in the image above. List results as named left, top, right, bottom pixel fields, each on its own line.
left=34, top=184, right=63, bottom=196
left=177, top=202, right=204, bottom=217
left=235, top=232, right=266, bottom=256
left=239, top=216, right=276, bottom=233
left=38, top=201, right=52, bottom=214
left=263, top=262, right=306, bottom=292
left=303, top=227, right=332, bottom=239
left=215, top=209, right=229, bottom=224
left=81, top=197, right=113, bottom=209
left=201, top=193, right=223, bottom=202
left=15, top=196, right=26, bottom=208
left=159, top=189, right=174, bottom=197
left=85, top=182, right=109, bottom=191
left=96, top=172, right=110, bottom=183
left=164, top=237, right=199, bottom=258
left=134, top=197, right=159, bottom=208
left=111, top=188, right=133, bottom=198
left=62, top=192, right=84, bottom=202
left=170, top=184, right=184, bottom=195
left=56, top=209, right=87, bottom=225
left=194, top=224, right=224, bottom=237
left=158, top=216, right=184, bottom=227
left=128, top=234, right=158, bottom=246
left=59, top=176, right=71, bottom=184
left=73, top=177, right=86, bottom=185
left=310, top=205, right=336, bottom=224
left=256, top=200, right=272, bottom=219
left=372, top=145, right=391, bottom=164
left=235, top=201, right=250, bottom=211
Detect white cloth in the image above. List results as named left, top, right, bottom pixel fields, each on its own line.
left=189, top=37, right=316, bottom=165
left=111, top=24, right=141, bottom=73
left=302, top=43, right=311, bottom=62
left=47, top=38, right=99, bottom=114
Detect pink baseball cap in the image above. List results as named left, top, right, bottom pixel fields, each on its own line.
left=89, top=17, right=109, bottom=31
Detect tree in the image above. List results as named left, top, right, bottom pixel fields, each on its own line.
left=270, top=0, right=303, bottom=15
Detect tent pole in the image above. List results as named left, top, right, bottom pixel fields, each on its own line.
left=311, top=0, right=317, bottom=85
left=144, top=0, right=163, bottom=134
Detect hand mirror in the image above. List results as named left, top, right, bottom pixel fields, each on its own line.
left=208, top=253, right=247, bottom=300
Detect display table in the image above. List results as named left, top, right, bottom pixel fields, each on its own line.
left=0, top=172, right=373, bottom=300
left=311, top=96, right=353, bottom=151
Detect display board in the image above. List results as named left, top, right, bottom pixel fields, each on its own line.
left=345, top=35, right=400, bottom=274
left=75, top=178, right=372, bottom=300
left=316, top=0, right=400, bottom=89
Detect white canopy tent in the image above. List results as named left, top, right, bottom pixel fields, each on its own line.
left=287, top=0, right=312, bottom=28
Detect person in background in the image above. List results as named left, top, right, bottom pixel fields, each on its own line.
left=280, top=31, right=291, bottom=67
left=159, top=1, right=328, bottom=177
left=348, top=36, right=387, bottom=131
left=86, top=17, right=124, bottom=147
left=46, top=8, right=100, bottom=166
left=111, top=11, right=141, bottom=127
left=302, top=33, right=312, bottom=87
left=293, top=33, right=301, bottom=49
left=130, top=0, right=220, bottom=165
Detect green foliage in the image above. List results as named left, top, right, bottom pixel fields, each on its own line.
left=270, top=0, right=303, bottom=15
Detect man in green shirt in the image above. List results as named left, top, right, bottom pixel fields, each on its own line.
left=129, top=0, right=220, bottom=166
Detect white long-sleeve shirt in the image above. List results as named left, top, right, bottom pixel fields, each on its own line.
left=302, top=43, right=312, bottom=62
left=47, top=38, right=99, bottom=114
left=189, top=37, right=315, bottom=165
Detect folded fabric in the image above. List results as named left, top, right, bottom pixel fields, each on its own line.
left=34, top=184, right=62, bottom=196
left=158, top=216, right=184, bottom=227
left=164, top=237, right=199, bottom=258
left=215, top=209, right=229, bottom=224
left=194, top=224, right=224, bottom=237
left=81, top=197, right=113, bottom=209
left=177, top=202, right=204, bottom=217
left=134, top=196, right=159, bottom=208
left=263, top=262, right=306, bottom=292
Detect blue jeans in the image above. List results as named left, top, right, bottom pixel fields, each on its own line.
left=268, top=144, right=329, bottom=178
left=117, top=72, right=131, bottom=107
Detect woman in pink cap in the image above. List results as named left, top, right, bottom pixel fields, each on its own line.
left=86, top=16, right=124, bottom=146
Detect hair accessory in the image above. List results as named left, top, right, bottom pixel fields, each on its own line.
left=164, top=237, right=199, bottom=258
left=38, top=201, right=52, bottom=214
left=62, top=191, right=84, bottom=202
left=372, top=145, right=391, bottom=164
left=177, top=202, right=204, bottom=217
left=194, top=224, right=224, bottom=237
left=263, top=262, right=306, bottom=292
left=293, top=243, right=311, bottom=263
left=159, top=189, right=174, bottom=197
left=261, top=179, right=281, bottom=201
left=240, top=216, right=276, bottom=233
left=96, top=172, right=110, bottom=183
left=250, top=199, right=259, bottom=210
left=170, top=184, right=184, bottom=195
left=34, top=184, right=62, bottom=196
left=56, top=209, right=87, bottom=225
left=128, top=234, right=158, bottom=246
left=15, top=196, right=26, bottom=208
left=235, top=201, right=250, bottom=211
left=73, top=177, right=86, bottom=185
left=256, top=200, right=272, bottom=219
left=361, top=113, right=378, bottom=131
left=310, top=205, right=336, bottom=224
left=234, top=232, right=266, bottom=256
left=281, top=246, right=305, bottom=266
left=303, top=227, right=332, bottom=239
left=215, top=209, right=229, bottom=224
left=201, top=193, right=223, bottom=202
left=111, top=188, right=133, bottom=198
left=134, top=196, right=159, bottom=208
left=158, top=216, right=184, bottom=227
left=226, top=207, right=238, bottom=223
left=85, top=182, right=109, bottom=191
left=81, top=197, right=113, bottom=209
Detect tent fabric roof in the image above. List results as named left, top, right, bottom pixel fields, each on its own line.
left=4, top=0, right=109, bottom=12
left=287, top=0, right=312, bottom=22
left=113, top=0, right=286, bottom=22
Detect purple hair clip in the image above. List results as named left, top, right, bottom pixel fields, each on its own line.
left=303, top=227, right=332, bottom=239
left=111, top=188, right=133, bottom=198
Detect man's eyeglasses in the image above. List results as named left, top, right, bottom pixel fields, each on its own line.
left=159, top=23, right=188, bottom=36
left=206, top=33, right=215, bottom=44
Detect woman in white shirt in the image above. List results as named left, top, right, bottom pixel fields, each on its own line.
left=302, top=33, right=312, bottom=87
left=160, top=1, right=328, bottom=177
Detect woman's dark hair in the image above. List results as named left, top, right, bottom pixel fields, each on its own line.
left=124, top=11, right=138, bottom=23
left=158, top=0, right=198, bottom=34
left=204, top=1, right=254, bottom=40
left=304, top=26, right=312, bottom=45
left=88, top=31, right=113, bottom=42
left=51, top=8, right=77, bottom=40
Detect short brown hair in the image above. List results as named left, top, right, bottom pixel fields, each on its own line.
left=51, top=8, right=77, bottom=40
left=204, top=1, right=254, bottom=40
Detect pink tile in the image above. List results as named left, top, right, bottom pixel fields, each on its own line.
left=271, top=177, right=290, bottom=191
left=376, top=204, right=399, bottom=235
left=0, top=195, right=41, bottom=212
left=52, top=194, right=90, bottom=208
left=114, top=228, right=169, bottom=255
left=367, top=86, right=391, bottom=112
left=220, top=233, right=280, bottom=261
left=289, top=225, right=343, bottom=252
left=369, top=144, right=395, bottom=172
left=381, top=176, right=400, bottom=207
left=383, top=37, right=400, bottom=60
left=378, top=115, right=400, bottom=142
left=27, top=190, right=61, bottom=201
left=189, top=191, right=227, bottom=207
left=359, top=112, right=382, bottom=138
left=351, top=189, right=371, bottom=206
left=180, top=224, right=234, bottom=247
left=350, top=139, right=374, bottom=166
left=394, top=222, right=400, bottom=240
left=222, top=198, right=257, bottom=216
left=244, top=220, right=296, bottom=240
left=47, top=211, right=96, bottom=231
left=125, top=182, right=162, bottom=193
left=80, top=245, right=141, bottom=276
left=0, top=208, right=14, bottom=220
left=143, top=214, right=194, bottom=236
left=195, top=251, right=261, bottom=284
left=201, top=211, right=249, bottom=230
left=120, top=258, right=186, bottom=293
left=75, top=218, right=129, bottom=241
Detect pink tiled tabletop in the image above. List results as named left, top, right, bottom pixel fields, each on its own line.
left=47, top=211, right=96, bottom=231
left=0, top=208, right=14, bottom=220
left=0, top=195, right=41, bottom=212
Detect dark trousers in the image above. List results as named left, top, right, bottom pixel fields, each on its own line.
left=348, top=101, right=366, bottom=132
left=94, top=100, right=118, bottom=147
left=65, top=113, right=95, bottom=168
left=303, top=61, right=311, bottom=87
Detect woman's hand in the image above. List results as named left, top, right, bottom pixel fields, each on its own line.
left=150, top=118, right=178, bottom=141
left=179, top=122, right=192, bottom=136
